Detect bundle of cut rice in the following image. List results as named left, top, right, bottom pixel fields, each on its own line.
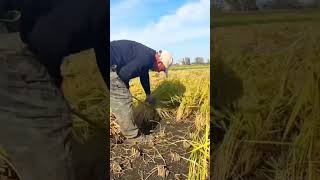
left=110, top=113, right=124, bottom=143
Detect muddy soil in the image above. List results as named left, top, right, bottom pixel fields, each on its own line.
left=110, top=119, right=194, bottom=180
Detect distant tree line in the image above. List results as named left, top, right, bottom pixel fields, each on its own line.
left=266, top=0, right=320, bottom=9
left=179, top=57, right=210, bottom=65
left=212, top=0, right=320, bottom=11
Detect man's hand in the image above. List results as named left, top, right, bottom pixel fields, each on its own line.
left=145, top=94, right=156, bottom=105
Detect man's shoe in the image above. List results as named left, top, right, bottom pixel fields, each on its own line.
left=125, top=134, right=154, bottom=144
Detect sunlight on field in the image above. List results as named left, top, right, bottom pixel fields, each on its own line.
left=212, top=9, right=320, bottom=180
left=59, top=50, right=210, bottom=179
left=128, top=66, right=210, bottom=179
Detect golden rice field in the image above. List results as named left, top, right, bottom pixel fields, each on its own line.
left=110, top=65, right=210, bottom=179
left=212, top=9, right=320, bottom=180
left=0, top=48, right=210, bottom=179
left=62, top=51, right=210, bottom=179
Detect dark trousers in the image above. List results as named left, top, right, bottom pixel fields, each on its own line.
left=110, top=69, right=139, bottom=138
left=0, top=33, right=74, bottom=180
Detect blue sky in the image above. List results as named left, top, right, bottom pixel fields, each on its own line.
left=111, top=0, right=210, bottom=63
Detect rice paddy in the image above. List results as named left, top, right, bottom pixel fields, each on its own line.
left=62, top=50, right=210, bottom=179
left=0, top=46, right=210, bottom=180
left=110, top=65, right=210, bottom=179
left=2, top=8, right=320, bottom=180
left=212, top=8, right=320, bottom=180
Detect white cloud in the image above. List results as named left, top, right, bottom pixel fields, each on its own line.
left=111, top=0, right=210, bottom=48
left=111, top=0, right=142, bottom=18
left=110, top=0, right=143, bottom=28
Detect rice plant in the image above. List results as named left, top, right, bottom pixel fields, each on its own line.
left=122, top=67, right=210, bottom=179
left=212, top=10, right=320, bottom=179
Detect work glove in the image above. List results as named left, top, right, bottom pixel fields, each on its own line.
left=145, top=94, right=156, bottom=105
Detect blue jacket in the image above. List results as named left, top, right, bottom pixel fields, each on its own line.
left=110, top=40, right=156, bottom=95
left=7, top=0, right=109, bottom=88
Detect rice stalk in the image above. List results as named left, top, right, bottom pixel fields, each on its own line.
left=187, top=79, right=210, bottom=180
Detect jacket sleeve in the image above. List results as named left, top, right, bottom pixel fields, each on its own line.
left=117, top=60, right=139, bottom=85
left=26, top=0, right=74, bottom=58
left=94, top=44, right=109, bottom=90
left=118, top=61, right=150, bottom=95
left=26, top=0, right=97, bottom=58
left=93, top=1, right=109, bottom=89
left=0, top=0, right=7, bottom=14
left=139, top=70, right=151, bottom=95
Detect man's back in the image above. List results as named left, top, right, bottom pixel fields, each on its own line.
left=22, top=0, right=108, bottom=86
left=110, top=40, right=156, bottom=69
left=110, top=40, right=156, bottom=95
